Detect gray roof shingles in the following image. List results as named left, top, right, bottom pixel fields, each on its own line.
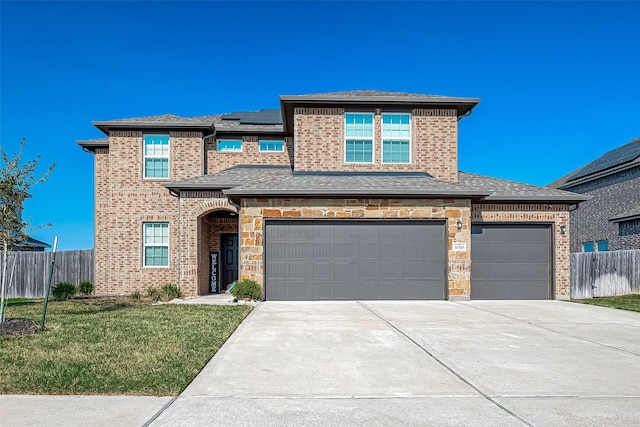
left=164, top=165, right=586, bottom=202
left=610, top=207, right=640, bottom=222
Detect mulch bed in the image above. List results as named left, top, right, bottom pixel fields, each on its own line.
left=0, top=318, right=39, bottom=337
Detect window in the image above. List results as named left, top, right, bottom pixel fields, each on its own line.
left=217, top=139, right=242, bottom=152
left=259, top=140, right=284, bottom=152
left=144, top=135, right=169, bottom=178
left=345, top=113, right=373, bottom=163
left=597, top=240, right=608, bottom=251
left=382, top=113, right=410, bottom=163
left=144, top=223, right=169, bottom=267
left=582, top=242, right=594, bottom=252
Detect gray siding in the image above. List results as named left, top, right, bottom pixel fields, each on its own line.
left=264, top=220, right=446, bottom=300
left=471, top=224, right=552, bottom=300
left=565, top=166, right=640, bottom=252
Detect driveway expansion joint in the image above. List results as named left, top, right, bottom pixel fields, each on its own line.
left=455, top=302, right=640, bottom=358
left=142, top=397, right=177, bottom=427
left=358, top=301, right=535, bottom=427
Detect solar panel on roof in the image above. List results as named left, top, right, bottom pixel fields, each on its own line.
left=220, top=109, right=282, bottom=125
left=567, top=137, right=640, bottom=182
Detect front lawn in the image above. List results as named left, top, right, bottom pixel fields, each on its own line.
left=0, top=298, right=251, bottom=395
left=573, top=294, right=640, bottom=313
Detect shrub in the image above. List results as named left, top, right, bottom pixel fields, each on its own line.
left=51, top=282, right=77, bottom=301
left=161, top=284, right=182, bottom=300
left=130, top=291, right=142, bottom=302
left=229, top=279, right=262, bottom=300
left=146, top=287, right=161, bottom=302
left=78, top=281, right=94, bottom=295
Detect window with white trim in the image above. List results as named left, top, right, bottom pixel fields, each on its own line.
left=382, top=113, right=411, bottom=163
left=143, top=135, right=169, bottom=178
left=143, top=222, right=169, bottom=267
left=217, top=139, right=242, bottom=152
left=345, top=113, right=373, bottom=163
left=259, top=140, right=284, bottom=152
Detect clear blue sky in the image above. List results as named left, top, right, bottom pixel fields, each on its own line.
left=1, top=1, right=639, bottom=250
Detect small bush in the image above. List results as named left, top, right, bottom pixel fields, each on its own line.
left=51, top=282, right=77, bottom=301
left=130, top=291, right=142, bottom=302
left=230, top=279, right=262, bottom=300
left=161, top=284, right=182, bottom=300
left=146, top=287, right=161, bottom=302
left=78, top=281, right=94, bottom=295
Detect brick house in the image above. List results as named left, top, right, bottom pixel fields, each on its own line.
left=549, top=137, right=640, bottom=252
left=78, top=90, right=585, bottom=300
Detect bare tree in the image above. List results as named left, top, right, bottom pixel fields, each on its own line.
left=0, top=138, right=54, bottom=322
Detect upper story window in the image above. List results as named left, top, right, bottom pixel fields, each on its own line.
left=382, top=113, right=411, bottom=164
left=217, top=139, right=242, bottom=152
left=345, top=113, right=373, bottom=163
left=143, top=222, right=169, bottom=267
left=259, top=140, right=284, bottom=152
left=143, top=135, right=169, bottom=179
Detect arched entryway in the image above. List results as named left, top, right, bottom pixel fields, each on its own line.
left=197, top=209, right=239, bottom=295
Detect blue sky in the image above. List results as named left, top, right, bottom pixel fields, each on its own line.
left=1, top=1, right=639, bottom=250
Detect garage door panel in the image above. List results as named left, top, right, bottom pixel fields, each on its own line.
left=471, top=224, right=551, bottom=300
left=265, top=220, right=446, bottom=300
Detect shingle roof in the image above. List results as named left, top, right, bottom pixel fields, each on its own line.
left=164, top=165, right=586, bottom=203
left=458, top=172, right=588, bottom=202
left=567, top=137, right=640, bottom=182
left=550, top=137, right=640, bottom=189
left=610, top=206, right=640, bottom=223
left=280, top=89, right=478, bottom=103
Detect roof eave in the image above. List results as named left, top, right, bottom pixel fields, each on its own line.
left=482, top=195, right=590, bottom=203
left=77, top=140, right=109, bottom=152
left=224, top=189, right=491, bottom=198
left=92, top=121, right=215, bottom=135
left=162, top=182, right=235, bottom=192
left=610, top=213, right=640, bottom=223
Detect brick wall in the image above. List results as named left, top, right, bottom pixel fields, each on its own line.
left=240, top=198, right=472, bottom=299
left=293, top=108, right=459, bottom=182
left=563, top=166, right=640, bottom=251
left=206, top=136, right=293, bottom=174
left=471, top=203, right=571, bottom=299
left=93, top=131, right=204, bottom=294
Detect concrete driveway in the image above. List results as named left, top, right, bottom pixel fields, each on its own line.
left=151, top=301, right=640, bottom=427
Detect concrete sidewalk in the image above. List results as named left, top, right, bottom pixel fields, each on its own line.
left=0, top=395, right=173, bottom=427
left=151, top=301, right=640, bottom=427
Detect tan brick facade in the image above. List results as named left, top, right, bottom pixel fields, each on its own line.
left=471, top=203, right=571, bottom=299
left=293, top=108, right=458, bottom=182
left=239, top=198, right=472, bottom=299
left=93, top=131, right=204, bottom=294
left=206, top=136, right=293, bottom=174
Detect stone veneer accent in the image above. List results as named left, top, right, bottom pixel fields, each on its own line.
left=471, top=203, right=571, bottom=299
left=293, top=108, right=459, bottom=182
left=240, top=198, right=472, bottom=299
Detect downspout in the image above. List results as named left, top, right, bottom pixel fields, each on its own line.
left=227, top=197, right=242, bottom=288
left=202, top=131, right=216, bottom=176
left=457, top=109, right=473, bottom=122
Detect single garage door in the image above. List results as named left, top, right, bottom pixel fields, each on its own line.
left=471, top=224, right=552, bottom=300
left=264, top=220, right=446, bottom=300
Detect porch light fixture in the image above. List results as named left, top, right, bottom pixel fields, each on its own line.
left=560, top=225, right=567, bottom=234
left=456, top=219, right=463, bottom=230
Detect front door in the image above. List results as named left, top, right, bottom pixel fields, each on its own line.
left=221, top=234, right=239, bottom=291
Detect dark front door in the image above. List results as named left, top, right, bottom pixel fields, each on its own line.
left=221, top=234, right=239, bottom=291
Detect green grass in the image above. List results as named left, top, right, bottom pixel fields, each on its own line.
left=574, top=294, right=640, bottom=313
left=6, top=297, right=39, bottom=306
left=0, top=298, right=252, bottom=395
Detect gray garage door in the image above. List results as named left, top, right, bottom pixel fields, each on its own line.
left=264, top=220, right=446, bottom=300
left=471, top=224, right=552, bottom=300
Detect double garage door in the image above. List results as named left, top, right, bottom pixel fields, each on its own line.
left=264, top=220, right=446, bottom=300
left=263, top=220, right=552, bottom=301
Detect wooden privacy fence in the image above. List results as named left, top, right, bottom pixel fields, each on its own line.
left=571, top=250, right=640, bottom=299
left=0, top=249, right=94, bottom=299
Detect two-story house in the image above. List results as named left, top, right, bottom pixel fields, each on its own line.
left=549, top=136, right=640, bottom=252
left=78, top=90, right=585, bottom=300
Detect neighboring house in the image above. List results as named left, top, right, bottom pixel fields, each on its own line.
left=549, top=137, right=640, bottom=252
left=78, top=90, right=584, bottom=301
